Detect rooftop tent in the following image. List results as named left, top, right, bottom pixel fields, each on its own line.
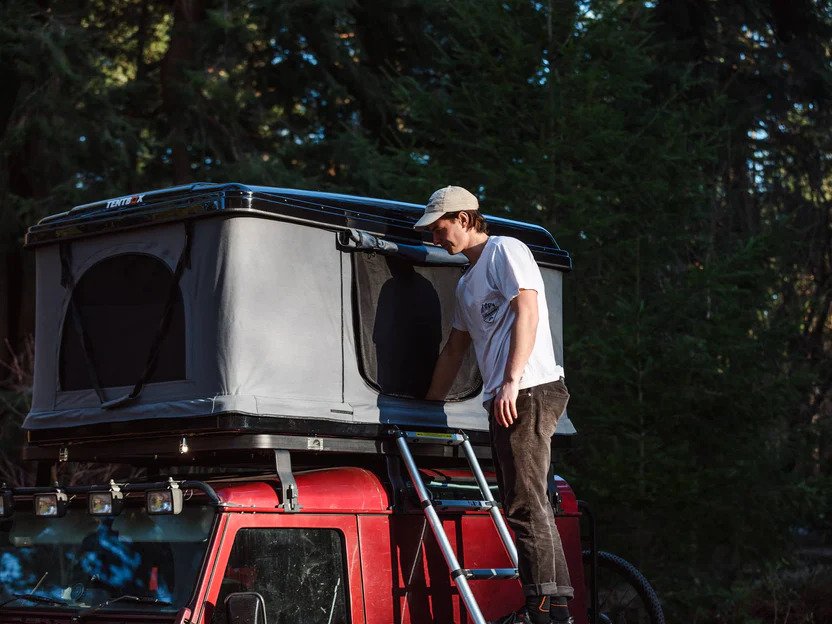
left=23, top=183, right=574, bottom=441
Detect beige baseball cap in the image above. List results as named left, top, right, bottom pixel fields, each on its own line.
left=414, top=185, right=479, bottom=230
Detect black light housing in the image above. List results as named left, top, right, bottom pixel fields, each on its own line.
left=0, top=487, right=13, bottom=518
left=146, top=480, right=183, bottom=515
left=88, top=482, right=124, bottom=516
left=34, top=490, right=68, bottom=517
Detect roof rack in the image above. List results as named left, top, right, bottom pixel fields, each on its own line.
left=22, top=424, right=571, bottom=472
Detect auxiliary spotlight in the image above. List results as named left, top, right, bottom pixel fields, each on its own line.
left=34, top=490, right=68, bottom=518
left=88, top=481, right=124, bottom=516
left=146, top=480, right=183, bottom=515
left=0, top=487, right=13, bottom=518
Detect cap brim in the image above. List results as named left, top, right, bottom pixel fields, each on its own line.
left=413, top=211, right=444, bottom=231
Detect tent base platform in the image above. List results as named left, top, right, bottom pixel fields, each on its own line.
left=22, top=430, right=485, bottom=466
left=22, top=415, right=573, bottom=468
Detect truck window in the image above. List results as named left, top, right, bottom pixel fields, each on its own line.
left=0, top=505, right=213, bottom=611
left=214, top=528, right=349, bottom=624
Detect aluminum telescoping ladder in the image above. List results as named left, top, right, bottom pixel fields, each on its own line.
left=393, top=430, right=519, bottom=624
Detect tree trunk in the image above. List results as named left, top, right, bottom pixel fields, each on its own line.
left=160, top=0, right=207, bottom=185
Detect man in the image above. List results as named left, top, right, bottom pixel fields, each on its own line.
left=417, top=186, right=573, bottom=624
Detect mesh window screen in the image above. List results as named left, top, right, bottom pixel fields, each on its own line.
left=60, top=253, right=185, bottom=390
left=352, top=253, right=481, bottom=400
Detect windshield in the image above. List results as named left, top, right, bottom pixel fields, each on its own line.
left=0, top=503, right=214, bottom=612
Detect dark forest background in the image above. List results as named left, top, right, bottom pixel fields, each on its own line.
left=1, top=1, right=831, bottom=621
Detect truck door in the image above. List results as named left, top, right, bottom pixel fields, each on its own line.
left=195, top=514, right=364, bottom=624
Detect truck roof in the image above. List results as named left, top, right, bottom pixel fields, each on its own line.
left=211, top=467, right=392, bottom=512
left=204, top=466, right=577, bottom=515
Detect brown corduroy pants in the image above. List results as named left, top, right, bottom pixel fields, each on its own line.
left=488, top=379, right=573, bottom=598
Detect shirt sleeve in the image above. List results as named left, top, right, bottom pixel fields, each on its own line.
left=493, top=238, right=545, bottom=301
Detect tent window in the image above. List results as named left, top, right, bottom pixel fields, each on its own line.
left=351, top=253, right=481, bottom=400
left=59, top=253, right=185, bottom=391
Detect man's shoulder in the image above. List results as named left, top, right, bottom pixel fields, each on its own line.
left=489, top=235, right=533, bottom=258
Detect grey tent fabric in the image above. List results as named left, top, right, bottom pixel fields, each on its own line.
left=27, top=218, right=347, bottom=430
left=23, top=196, right=576, bottom=438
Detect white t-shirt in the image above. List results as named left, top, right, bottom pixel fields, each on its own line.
left=452, top=236, right=564, bottom=401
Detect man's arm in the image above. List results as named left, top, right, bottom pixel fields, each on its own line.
left=493, top=288, right=539, bottom=427
left=425, top=328, right=472, bottom=401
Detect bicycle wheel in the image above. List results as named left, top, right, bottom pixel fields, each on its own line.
left=582, top=550, right=665, bottom=624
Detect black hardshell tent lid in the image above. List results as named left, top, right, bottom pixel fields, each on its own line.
left=25, top=183, right=573, bottom=271
left=23, top=183, right=574, bottom=461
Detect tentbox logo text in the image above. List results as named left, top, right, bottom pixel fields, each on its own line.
left=106, top=194, right=145, bottom=209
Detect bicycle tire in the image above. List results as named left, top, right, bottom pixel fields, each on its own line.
left=582, top=550, right=665, bottom=624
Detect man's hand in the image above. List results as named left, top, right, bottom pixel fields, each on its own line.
left=425, top=329, right=471, bottom=401
left=493, top=379, right=520, bottom=427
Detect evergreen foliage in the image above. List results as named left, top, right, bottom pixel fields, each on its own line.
left=1, top=1, right=830, bottom=619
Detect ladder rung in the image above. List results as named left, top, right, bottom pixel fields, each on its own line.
left=425, top=479, right=499, bottom=493
left=433, top=499, right=497, bottom=510
left=463, top=568, right=519, bottom=580
left=401, top=431, right=465, bottom=445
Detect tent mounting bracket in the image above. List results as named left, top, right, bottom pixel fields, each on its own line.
left=274, top=449, right=301, bottom=512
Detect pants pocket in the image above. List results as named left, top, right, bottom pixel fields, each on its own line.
left=535, top=388, right=569, bottom=437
